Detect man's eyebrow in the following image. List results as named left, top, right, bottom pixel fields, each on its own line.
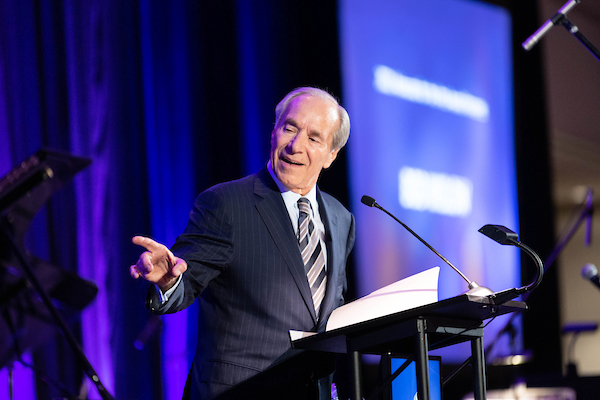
left=283, top=118, right=298, bottom=126
left=281, top=118, right=324, bottom=139
left=309, top=130, right=324, bottom=139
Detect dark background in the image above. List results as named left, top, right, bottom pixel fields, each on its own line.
left=2, top=0, right=598, bottom=399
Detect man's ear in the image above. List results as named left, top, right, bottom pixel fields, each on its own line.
left=323, top=148, right=340, bottom=169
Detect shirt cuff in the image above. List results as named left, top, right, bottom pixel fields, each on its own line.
left=154, top=274, right=183, bottom=304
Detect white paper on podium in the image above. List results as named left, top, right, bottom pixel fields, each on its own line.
left=289, top=330, right=317, bottom=341
left=324, top=266, right=440, bottom=332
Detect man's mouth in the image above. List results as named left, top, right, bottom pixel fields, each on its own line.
left=281, top=156, right=303, bottom=166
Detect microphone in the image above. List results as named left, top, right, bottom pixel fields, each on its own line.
left=361, top=195, right=493, bottom=297
left=522, top=0, right=580, bottom=51
left=582, top=263, right=600, bottom=290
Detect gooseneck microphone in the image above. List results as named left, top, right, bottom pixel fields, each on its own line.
left=361, top=195, right=493, bottom=297
left=582, top=263, right=600, bottom=290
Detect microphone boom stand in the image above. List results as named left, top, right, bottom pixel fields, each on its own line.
left=522, top=0, right=600, bottom=63
left=557, top=15, right=600, bottom=62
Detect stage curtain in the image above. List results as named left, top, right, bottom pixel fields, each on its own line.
left=0, top=1, right=342, bottom=399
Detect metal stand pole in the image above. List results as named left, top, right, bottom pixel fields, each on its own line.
left=559, top=16, right=600, bottom=62
left=415, top=318, right=430, bottom=400
left=350, top=349, right=363, bottom=400
left=471, top=337, right=487, bottom=400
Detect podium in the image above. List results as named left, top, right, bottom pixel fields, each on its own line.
left=292, top=294, right=527, bottom=400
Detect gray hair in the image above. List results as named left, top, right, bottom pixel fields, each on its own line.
left=274, top=87, right=350, bottom=150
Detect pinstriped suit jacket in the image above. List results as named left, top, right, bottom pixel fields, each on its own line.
left=147, top=167, right=355, bottom=399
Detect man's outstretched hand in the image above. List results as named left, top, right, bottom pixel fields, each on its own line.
left=130, top=236, right=187, bottom=291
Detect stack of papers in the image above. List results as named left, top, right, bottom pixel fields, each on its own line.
left=290, top=267, right=439, bottom=341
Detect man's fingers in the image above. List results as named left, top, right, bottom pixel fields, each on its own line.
left=165, top=248, right=177, bottom=266
left=133, top=236, right=174, bottom=267
left=130, top=236, right=184, bottom=285
left=130, top=265, right=140, bottom=279
left=171, top=258, right=188, bottom=277
left=139, top=251, right=153, bottom=265
left=136, top=251, right=155, bottom=273
left=132, top=236, right=162, bottom=252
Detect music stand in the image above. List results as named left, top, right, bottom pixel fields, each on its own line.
left=0, top=149, right=113, bottom=400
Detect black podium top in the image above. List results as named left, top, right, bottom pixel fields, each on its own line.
left=292, top=294, right=527, bottom=355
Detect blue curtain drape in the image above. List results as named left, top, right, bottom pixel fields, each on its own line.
left=0, top=1, right=344, bottom=399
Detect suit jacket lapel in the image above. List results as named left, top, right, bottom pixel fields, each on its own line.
left=253, top=168, right=317, bottom=323
left=317, top=190, right=341, bottom=330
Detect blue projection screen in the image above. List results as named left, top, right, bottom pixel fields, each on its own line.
left=340, top=0, right=521, bottom=362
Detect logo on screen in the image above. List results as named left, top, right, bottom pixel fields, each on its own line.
left=399, top=166, right=473, bottom=217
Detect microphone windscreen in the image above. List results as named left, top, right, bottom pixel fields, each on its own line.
left=361, top=195, right=376, bottom=207
left=582, top=263, right=598, bottom=279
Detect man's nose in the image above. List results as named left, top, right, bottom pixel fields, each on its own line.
left=287, top=132, right=306, bottom=152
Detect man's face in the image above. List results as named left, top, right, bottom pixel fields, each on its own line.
left=270, top=95, right=340, bottom=195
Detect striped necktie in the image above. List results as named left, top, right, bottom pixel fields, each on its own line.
left=297, top=197, right=327, bottom=319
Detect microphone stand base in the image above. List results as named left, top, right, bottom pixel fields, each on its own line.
left=465, top=283, right=495, bottom=298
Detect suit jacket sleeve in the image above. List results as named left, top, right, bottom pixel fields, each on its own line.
left=147, top=186, right=233, bottom=314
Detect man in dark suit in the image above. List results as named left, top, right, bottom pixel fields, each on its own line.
left=130, top=87, right=355, bottom=399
